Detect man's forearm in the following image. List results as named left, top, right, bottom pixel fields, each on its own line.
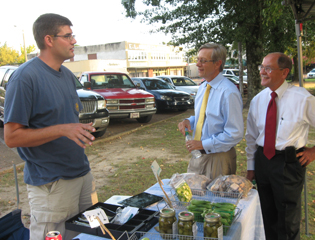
left=4, top=124, right=66, bottom=148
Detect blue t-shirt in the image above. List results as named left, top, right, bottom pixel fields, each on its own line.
left=4, top=57, right=90, bottom=186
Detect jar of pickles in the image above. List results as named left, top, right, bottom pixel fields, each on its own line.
left=159, top=208, right=177, bottom=239
left=204, top=213, right=223, bottom=238
left=178, top=211, right=194, bottom=240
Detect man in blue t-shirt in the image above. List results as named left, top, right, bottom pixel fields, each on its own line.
left=4, top=13, right=98, bottom=240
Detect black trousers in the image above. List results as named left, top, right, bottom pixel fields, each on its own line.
left=255, top=146, right=306, bottom=240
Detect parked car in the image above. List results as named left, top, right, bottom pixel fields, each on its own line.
left=223, top=69, right=248, bottom=81
left=223, top=74, right=247, bottom=84
left=0, top=66, right=110, bottom=138
left=155, top=75, right=199, bottom=98
left=199, top=75, right=247, bottom=93
left=79, top=71, right=156, bottom=123
left=307, top=68, right=315, bottom=79
left=131, top=77, right=194, bottom=111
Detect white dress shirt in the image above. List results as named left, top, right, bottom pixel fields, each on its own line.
left=246, top=80, right=315, bottom=170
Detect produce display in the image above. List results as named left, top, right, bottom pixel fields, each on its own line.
left=209, top=174, right=253, bottom=198
left=187, top=200, right=236, bottom=226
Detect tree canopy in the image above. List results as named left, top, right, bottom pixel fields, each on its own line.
left=122, top=0, right=306, bottom=105
left=0, top=43, right=35, bottom=66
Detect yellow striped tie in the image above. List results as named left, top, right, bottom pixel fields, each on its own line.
left=194, top=84, right=211, bottom=140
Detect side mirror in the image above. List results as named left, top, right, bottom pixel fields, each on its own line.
left=84, top=82, right=92, bottom=89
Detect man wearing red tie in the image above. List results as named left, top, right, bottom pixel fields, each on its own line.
left=246, top=52, right=315, bottom=240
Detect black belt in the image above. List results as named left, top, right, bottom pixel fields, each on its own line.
left=200, top=149, right=206, bottom=154
left=258, top=146, right=304, bottom=155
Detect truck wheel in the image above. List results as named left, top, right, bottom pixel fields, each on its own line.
left=136, top=115, right=153, bottom=123
left=92, top=129, right=106, bottom=138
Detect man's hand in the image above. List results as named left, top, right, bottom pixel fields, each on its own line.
left=296, top=146, right=315, bottom=167
left=178, top=119, right=191, bottom=136
left=186, top=139, right=203, bottom=152
left=63, top=122, right=96, bottom=148
left=246, top=170, right=255, bottom=182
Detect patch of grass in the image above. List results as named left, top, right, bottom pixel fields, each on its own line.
left=97, top=157, right=188, bottom=202
left=0, top=166, right=24, bottom=187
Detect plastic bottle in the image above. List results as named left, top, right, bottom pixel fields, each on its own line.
left=185, top=131, right=202, bottom=159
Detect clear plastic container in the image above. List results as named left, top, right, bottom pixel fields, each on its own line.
left=185, top=132, right=202, bottom=159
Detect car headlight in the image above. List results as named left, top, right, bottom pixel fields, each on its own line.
left=160, top=95, right=172, bottom=101
left=145, top=98, right=155, bottom=103
left=97, top=100, right=106, bottom=109
left=107, top=99, right=118, bottom=104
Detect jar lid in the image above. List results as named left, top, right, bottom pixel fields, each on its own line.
left=204, top=213, right=221, bottom=223
left=160, top=208, right=175, bottom=217
left=178, top=211, right=194, bottom=221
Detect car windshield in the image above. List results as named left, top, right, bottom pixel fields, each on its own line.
left=171, top=77, right=197, bottom=86
left=311, top=69, right=315, bottom=73
left=90, top=74, right=136, bottom=89
left=143, top=79, right=173, bottom=90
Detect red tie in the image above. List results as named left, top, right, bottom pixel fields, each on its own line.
left=264, top=92, right=277, bottom=160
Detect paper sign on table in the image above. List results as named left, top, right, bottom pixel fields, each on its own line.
left=83, top=208, right=109, bottom=228
left=151, top=160, right=161, bottom=181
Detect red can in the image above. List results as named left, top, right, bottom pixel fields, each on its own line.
left=45, top=231, right=62, bottom=240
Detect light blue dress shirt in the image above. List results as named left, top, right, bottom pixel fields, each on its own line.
left=187, top=73, right=244, bottom=154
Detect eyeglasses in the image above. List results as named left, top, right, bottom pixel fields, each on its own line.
left=197, top=58, right=216, bottom=64
left=51, top=34, right=75, bottom=41
left=258, top=65, right=283, bottom=73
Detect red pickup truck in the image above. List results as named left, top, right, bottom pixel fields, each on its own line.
left=79, top=71, right=156, bottom=123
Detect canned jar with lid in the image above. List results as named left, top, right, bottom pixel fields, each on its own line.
left=203, top=212, right=223, bottom=238
left=178, top=211, right=194, bottom=239
left=159, top=208, right=177, bottom=237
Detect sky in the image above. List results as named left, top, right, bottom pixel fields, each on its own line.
left=0, top=0, right=172, bottom=53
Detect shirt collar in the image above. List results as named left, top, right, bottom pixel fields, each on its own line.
left=267, top=80, right=288, bottom=100
left=202, top=72, right=224, bottom=89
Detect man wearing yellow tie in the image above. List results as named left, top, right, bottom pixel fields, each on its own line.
left=178, top=43, right=244, bottom=180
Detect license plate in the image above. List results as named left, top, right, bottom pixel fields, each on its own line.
left=130, top=112, right=140, bottom=118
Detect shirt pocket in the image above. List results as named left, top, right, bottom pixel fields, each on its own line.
left=277, top=118, right=301, bottom=142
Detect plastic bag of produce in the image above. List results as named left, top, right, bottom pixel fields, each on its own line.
left=169, top=173, right=193, bottom=202
left=207, top=174, right=253, bottom=198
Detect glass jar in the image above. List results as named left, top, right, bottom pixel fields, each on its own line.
left=203, top=213, right=222, bottom=238
left=159, top=208, right=176, bottom=238
left=178, top=211, right=194, bottom=240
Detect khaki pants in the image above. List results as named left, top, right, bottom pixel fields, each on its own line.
left=187, top=147, right=236, bottom=180
left=27, top=171, right=98, bottom=240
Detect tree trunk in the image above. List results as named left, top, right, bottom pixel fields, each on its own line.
left=245, top=40, right=263, bottom=108
left=292, top=55, right=299, bottom=82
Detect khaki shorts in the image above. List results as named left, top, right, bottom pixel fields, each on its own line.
left=187, top=147, right=236, bottom=180
left=27, top=171, right=98, bottom=240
